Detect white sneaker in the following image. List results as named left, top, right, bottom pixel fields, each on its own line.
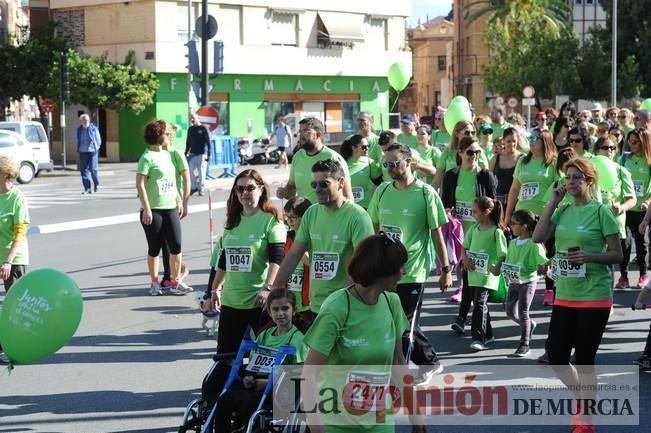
left=176, top=281, right=194, bottom=293
left=149, top=282, right=163, bottom=296
left=470, top=340, right=486, bottom=351
left=162, top=282, right=188, bottom=296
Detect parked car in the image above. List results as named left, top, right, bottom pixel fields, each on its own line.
left=0, top=130, right=38, bottom=184
left=0, top=121, right=53, bottom=174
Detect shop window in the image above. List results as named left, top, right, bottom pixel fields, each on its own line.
left=342, top=101, right=360, bottom=132
left=264, top=102, right=295, bottom=135
left=176, top=3, right=196, bottom=43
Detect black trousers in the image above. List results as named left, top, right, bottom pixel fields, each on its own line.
left=547, top=305, right=610, bottom=365
left=397, top=283, right=438, bottom=365
left=140, top=208, right=182, bottom=257
left=457, top=270, right=473, bottom=321
left=216, top=305, right=262, bottom=355
left=645, top=323, right=651, bottom=356
left=212, top=385, right=263, bottom=433
left=626, top=210, right=648, bottom=275
left=470, top=286, right=494, bottom=343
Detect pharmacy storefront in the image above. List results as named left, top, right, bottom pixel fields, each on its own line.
left=118, top=74, right=389, bottom=160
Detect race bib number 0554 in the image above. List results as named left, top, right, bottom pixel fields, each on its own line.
left=311, top=252, right=339, bottom=281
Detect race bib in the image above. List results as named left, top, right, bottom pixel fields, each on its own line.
left=468, top=251, right=489, bottom=274
left=519, top=182, right=540, bottom=201
left=225, top=247, right=253, bottom=272
left=157, top=178, right=175, bottom=195
left=455, top=201, right=475, bottom=222
left=311, top=252, right=339, bottom=281
left=288, top=267, right=304, bottom=292
left=343, top=370, right=391, bottom=412
left=380, top=224, right=403, bottom=243
left=502, top=263, right=522, bottom=283
left=352, top=187, right=364, bottom=203
left=554, top=252, right=586, bottom=278
left=436, top=141, right=447, bottom=152
left=634, top=180, right=645, bottom=197
left=246, top=346, right=277, bottom=374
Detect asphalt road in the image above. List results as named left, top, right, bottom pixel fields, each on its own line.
left=0, top=163, right=649, bottom=433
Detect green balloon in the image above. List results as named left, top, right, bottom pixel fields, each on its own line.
left=450, top=95, right=471, bottom=110
left=641, top=98, right=651, bottom=112
left=0, top=268, right=83, bottom=365
left=444, top=101, right=473, bottom=134
left=387, top=62, right=410, bottom=92
left=591, top=155, right=618, bottom=193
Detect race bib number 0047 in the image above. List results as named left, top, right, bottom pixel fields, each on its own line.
left=225, top=247, right=253, bottom=272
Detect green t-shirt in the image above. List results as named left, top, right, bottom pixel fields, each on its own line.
left=513, top=157, right=559, bottom=216
left=601, top=164, right=635, bottom=238
left=168, top=147, right=189, bottom=197
left=503, top=238, right=547, bottom=284
left=255, top=325, right=307, bottom=364
left=347, top=156, right=381, bottom=209
left=397, top=132, right=418, bottom=149
left=624, top=154, right=651, bottom=212
left=551, top=200, right=619, bottom=302
left=209, top=236, right=223, bottom=268
left=432, top=130, right=451, bottom=152
left=436, top=147, right=489, bottom=172
left=220, top=211, right=286, bottom=309
left=304, top=288, right=408, bottom=432
left=490, top=121, right=511, bottom=138
left=137, top=149, right=178, bottom=210
left=463, top=224, right=507, bottom=290
left=482, top=142, right=494, bottom=161
left=289, top=146, right=350, bottom=203
left=417, top=145, right=442, bottom=185
left=454, top=168, right=479, bottom=233
left=367, top=180, right=448, bottom=283
left=0, top=187, right=29, bottom=265
left=296, top=201, right=374, bottom=312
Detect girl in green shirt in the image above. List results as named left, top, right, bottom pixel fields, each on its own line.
left=415, top=125, right=442, bottom=185
left=340, top=135, right=382, bottom=209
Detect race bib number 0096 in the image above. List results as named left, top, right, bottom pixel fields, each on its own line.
left=352, top=187, right=364, bottom=203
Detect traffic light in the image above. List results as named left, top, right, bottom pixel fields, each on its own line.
left=185, top=40, right=200, bottom=75
left=213, top=40, right=224, bottom=75
left=60, top=52, right=70, bottom=102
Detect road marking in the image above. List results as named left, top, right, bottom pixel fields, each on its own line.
left=28, top=202, right=226, bottom=236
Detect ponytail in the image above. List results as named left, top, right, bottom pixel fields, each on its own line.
left=474, top=196, right=504, bottom=230
left=512, top=209, right=538, bottom=235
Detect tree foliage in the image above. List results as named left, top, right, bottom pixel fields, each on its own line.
left=466, top=0, right=571, bottom=37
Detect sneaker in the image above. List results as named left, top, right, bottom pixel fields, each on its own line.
left=414, top=361, right=444, bottom=386
left=198, top=189, right=204, bottom=196
left=633, top=353, right=651, bottom=370
left=176, top=280, right=194, bottom=293
left=161, top=280, right=187, bottom=296
left=537, top=351, right=549, bottom=364
left=512, top=344, right=531, bottom=358
left=94, top=185, right=100, bottom=193
left=615, top=276, right=629, bottom=289
left=485, top=336, right=496, bottom=345
left=179, top=264, right=189, bottom=281
left=149, top=281, right=163, bottom=296
left=637, top=274, right=649, bottom=289
left=449, top=287, right=462, bottom=303
left=571, top=425, right=596, bottom=433
left=542, top=289, right=554, bottom=306
left=529, top=320, right=537, bottom=341
left=451, top=317, right=465, bottom=335
left=81, top=189, right=91, bottom=194
left=469, top=340, right=486, bottom=351
left=0, top=352, right=10, bottom=364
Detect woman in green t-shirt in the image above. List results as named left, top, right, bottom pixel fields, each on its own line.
left=340, top=135, right=382, bottom=209
left=209, top=169, right=287, bottom=355
left=568, top=126, right=593, bottom=159
left=433, top=120, right=488, bottom=190
left=302, top=233, right=425, bottom=433
left=533, top=158, right=622, bottom=432
left=136, top=120, right=187, bottom=296
left=415, top=125, right=441, bottom=185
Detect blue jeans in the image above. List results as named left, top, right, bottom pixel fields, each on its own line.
left=79, top=151, right=99, bottom=191
left=188, top=154, right=207, bottom=191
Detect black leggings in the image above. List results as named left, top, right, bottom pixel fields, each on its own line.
left=625, top=210, right=648, bottom=275
left=140, top=208, right=182, bottom=257
left=217, top=305, right=263, bottom=355
left=547, top=305, right=610, bottom=365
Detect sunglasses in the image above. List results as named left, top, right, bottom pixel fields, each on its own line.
left=481, top=130, right=493, bottom=135
left=600, top=146, right=617, bottom=151
left=284, top=215, right=300, bottom=222
left=465, top=149, right=481, bottom=157
left=236, top=184, right=258, bottom=194
left=618, top=115, right=627, bottom=119
left=310, top=180, right=332, bottom=189
left=358, top=145, right=369, bottom=150
left=463, top=129, right=475, bottom=136
left=528, top=134, right=540, bottom=142
left=569, top=138, right=584, bottom=144
left=382, top=159, right=404, bottom=169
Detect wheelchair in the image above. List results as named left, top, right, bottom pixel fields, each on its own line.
left=178, top=340, right=309, bottom=433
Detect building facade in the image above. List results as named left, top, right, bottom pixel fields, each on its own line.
left=49, top=0, right=411, bottom=161
left=568, top=0, right=607, bottom=42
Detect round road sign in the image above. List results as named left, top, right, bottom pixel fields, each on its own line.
left=196, top=15, right=218, bottom=39
left=507, top=96, right=519, bottom=108
left=196, top=105, right=220, bottom=132
left=522, top=85, right=536, bottom=99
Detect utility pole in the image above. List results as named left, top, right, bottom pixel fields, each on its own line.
left=201, top=0, right=209, bottom=106
left=60, top=52, right=70, bottom=170
left=611, top=0, right=617, bottom=106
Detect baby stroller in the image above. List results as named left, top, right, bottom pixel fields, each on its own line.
left=178, top=340, right=308, bottom=433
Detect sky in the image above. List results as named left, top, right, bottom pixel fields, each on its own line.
left=409, top=0, right=453, bottom=26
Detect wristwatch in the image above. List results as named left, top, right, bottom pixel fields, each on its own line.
left=3, top=260, right=11, bottom=266
left=441, top=265, right=450, bottom=273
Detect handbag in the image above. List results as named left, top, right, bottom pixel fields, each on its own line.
left=488, top=274, right=508, bottom=304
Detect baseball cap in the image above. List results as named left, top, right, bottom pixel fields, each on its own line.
left=401, top=114, right=416, bottom=124
left=591, top=102, right=603, bottom=112
left=479, top=124, right=494, bottom=134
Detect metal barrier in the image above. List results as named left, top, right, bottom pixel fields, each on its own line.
left=207, top=135, right=238, bottom=179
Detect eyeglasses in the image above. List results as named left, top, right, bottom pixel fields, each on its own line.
left=236, top=184, right=258, bottom=194
left=569, top=138, right=584, bottom=144
left=463, top=129, right=475, bottom=136
left=310, top=180, right=332, bottom=189
left=567, top=174, right=586, bottom=182
left=481, top=130, right=493, bottom=135
left=382, top=159, right=404, bottom=169
left=618, top=115, right=627, bottom=119
left=600, top=146, right=617, bottom=151
left=284, top=215, right=300, bottom=222
left=528, top=134, right=540, bottom=142
left=357, top=145, right=369, bottom=150
left=465, top=149, right=482, bottom=157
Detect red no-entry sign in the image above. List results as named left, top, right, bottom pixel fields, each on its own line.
left=196, top=106, right=220, bottom=132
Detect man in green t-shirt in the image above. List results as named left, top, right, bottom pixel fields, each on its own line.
left=397, top=114, right=418, bottom=149
left=368, top=143, right=452, bottom=384
left=273, top=159, right=373, bottom=320
left=277, top=117, right=353, bottom=204
left=354, top=111, right=383, bottom=164
left=490, top=107, right=511, bottom=138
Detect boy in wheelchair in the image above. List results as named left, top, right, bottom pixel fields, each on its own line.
left=213, top=289, right=306, bottom=432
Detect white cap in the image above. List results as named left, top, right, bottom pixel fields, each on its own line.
left=591, top=102, right=603, bottom=112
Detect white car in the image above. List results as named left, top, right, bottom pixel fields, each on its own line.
left=0, top=130, right=38, bottom=184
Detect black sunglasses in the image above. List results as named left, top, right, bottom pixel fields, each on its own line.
left=358, top=145, right=369, bottom=151
left=463, top=130, right=475, bottom=136
left=466, top=150, right=481, bottom=157
left=600, top=146, right=617, bottom=151
left=236, top=184, right=258, bottom=193
left=310, top=180, right=331, bottom=189
left=569, top=138, right=583, bottom=144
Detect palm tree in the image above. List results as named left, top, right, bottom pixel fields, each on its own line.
left=464, top=0, right=571, bottom=37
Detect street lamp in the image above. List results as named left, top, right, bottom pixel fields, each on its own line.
left=611, top=0, right=617, bottom=106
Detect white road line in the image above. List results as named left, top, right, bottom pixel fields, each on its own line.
left=27, top=202, right=227, bottom=236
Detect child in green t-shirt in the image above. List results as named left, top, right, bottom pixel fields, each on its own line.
left=213, top=289, right=306, bottom=432
left=501, top=210, right=548, bottom=358
left=460, top=197, right=507, bottom=352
